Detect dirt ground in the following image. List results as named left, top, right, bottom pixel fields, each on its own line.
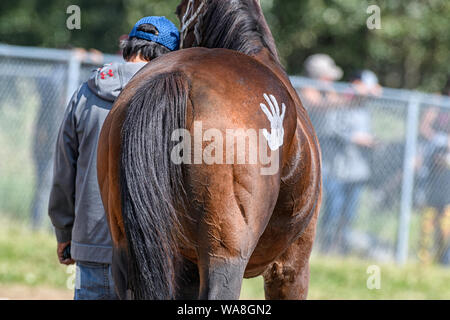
left=0, top=285, right=73, bottom=300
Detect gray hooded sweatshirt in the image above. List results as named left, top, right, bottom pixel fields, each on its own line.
left=48, top=61, right=146, bottom=264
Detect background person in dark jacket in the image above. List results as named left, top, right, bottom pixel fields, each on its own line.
left=319, top=70, right=380, bottom=254
left=48, top=16, right=180, bottom=300
left=417, top=81, right=450, bottom=265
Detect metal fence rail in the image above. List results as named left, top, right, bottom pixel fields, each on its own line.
left=0, top=44, right=449, bottom=266
left=292, top=76, right=450, bottom=266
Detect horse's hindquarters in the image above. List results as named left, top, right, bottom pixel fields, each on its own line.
left=98, top=47, right=322, bottom=299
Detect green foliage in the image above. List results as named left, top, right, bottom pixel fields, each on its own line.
left=268, top=0, right=450, bottom=92
left=1, top=219, right=449, bottom=299
left=0, top=0, right=180, bottom=54
left=241, top=255, right=450, bottom=299
left=0, top=218, right=68, bottom=288
left=0, top=0, right=448, bottom=90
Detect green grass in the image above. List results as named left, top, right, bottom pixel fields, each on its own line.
left=0, top=80, right=38, bottom=221
left=0, top=219, right=68, bottom=288
left=309, top=254, right=449, bottom=299
left=1, top=219, right=449, bottom=299
left=241, top=254, right=450, bottom=299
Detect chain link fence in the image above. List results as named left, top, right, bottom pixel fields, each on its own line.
left=0, top=44, right=449, bottom=266
left=293, top=77, right=450, bottom=266
left=0, top=44, right=121, bottom=228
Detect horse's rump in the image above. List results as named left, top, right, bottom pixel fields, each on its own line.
left=99, top=47, right=318, bottom=299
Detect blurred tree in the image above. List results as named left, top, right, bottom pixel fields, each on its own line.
left=0, top=0, right=448, bottom=92
left=0, top=0, right=128, bottom=52
left=0, top=0, right=179, bottom=53
left=267, top=0, right=450, bottom=92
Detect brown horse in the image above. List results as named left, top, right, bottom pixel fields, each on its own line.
left=97, top=0, right=322, bottom=300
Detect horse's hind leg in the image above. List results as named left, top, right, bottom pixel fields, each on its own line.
left=175, top=257, right=200, bottom=300
left=197, top=253, right=247, bottom=300
left=195, top=203, right=257, bottom=300
left=262, top=211, right=318, bottom=300
left=190, top=165, right=281, bottom=300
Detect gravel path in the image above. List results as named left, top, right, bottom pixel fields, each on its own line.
left=0, top=285, right=72, bottom=300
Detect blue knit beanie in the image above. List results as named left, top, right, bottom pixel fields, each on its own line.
left=129, top=16, right=180, bottom=51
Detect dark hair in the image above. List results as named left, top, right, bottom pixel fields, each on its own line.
left=443, top=77, right=450, bottom=96
left=196, top=0, right=279, bottom=60
left=349, top=70, right=364, bottom=82
left=121, top=23, right=171, bottom=61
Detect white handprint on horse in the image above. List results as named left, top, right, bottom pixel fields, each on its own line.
left=260, top=93, right=286, bottom=151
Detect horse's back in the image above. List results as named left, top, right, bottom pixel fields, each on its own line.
left=124, top=47, right=297, bottom=127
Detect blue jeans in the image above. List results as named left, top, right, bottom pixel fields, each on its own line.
left=320, top=176, right=364, bottom=253
left=74, top=261, right=118, bottom=300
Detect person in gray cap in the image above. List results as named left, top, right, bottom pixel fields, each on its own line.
left=304, top=53, right=343, bottom=82
left=302, top=53, right=343, bottom=107
left=319, top=70, right=379, bottom=254
left=48, top=16, right=180, bottom=300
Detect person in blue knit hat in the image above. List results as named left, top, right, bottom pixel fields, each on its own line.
left=48, top=16, right=180, bottom=300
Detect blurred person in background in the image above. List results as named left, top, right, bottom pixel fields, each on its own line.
left=318, top=70, right=379, bottom=254
left=418, top=79, right=450, bottom=265
left=48, top=16, right=180, bottom=300
left=300, top=54, right=344, bottom=253
left=300, top=54, right=344, bottom=196
left=301, top=53, right=343, bottom=108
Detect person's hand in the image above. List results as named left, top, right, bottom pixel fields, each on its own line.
left=301, top=88, right=322, bottom=106
left=352, top=133, right=376, bottom=148
left=57, top=241, right=75, bottom=265
left=88, top=48, right=104, bottom=64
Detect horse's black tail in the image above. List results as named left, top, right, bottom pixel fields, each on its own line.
left=119, top=71, right=189, bottom=300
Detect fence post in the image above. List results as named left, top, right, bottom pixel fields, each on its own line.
left=396, top=94, right=421, bottom=265
left=66, top=51, right=81, bottom=105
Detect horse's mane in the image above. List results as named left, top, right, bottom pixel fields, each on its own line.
left=198, top=0, right=280, bottom=61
